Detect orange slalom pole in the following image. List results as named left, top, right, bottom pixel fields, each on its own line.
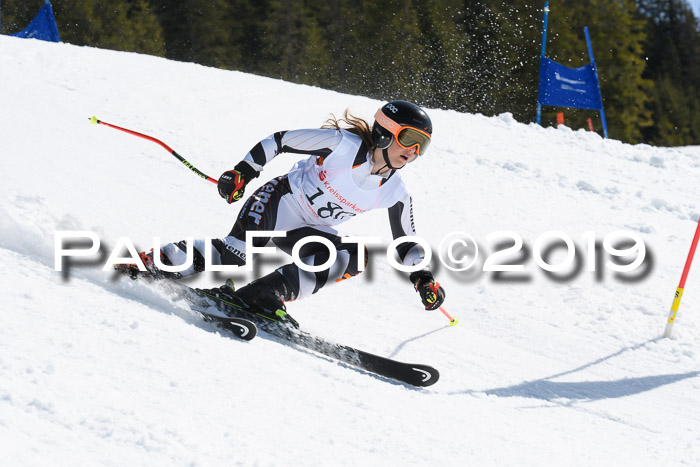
left=664, top=218, right=700, bottom=338
left=440, top=306, right=458, bottom=327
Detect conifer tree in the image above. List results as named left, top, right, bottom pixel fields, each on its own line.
left=637, top=0, right=700, bottom=145
left=51, top=0, right=165, bottom=56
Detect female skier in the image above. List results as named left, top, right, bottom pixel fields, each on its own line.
left=121, top=100, right=446, bottom=320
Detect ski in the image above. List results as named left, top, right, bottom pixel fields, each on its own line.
left=126, top=278, right=258, bottom=342
left=196, top=311, right=257, bottom=341
left=186, top=285, right=439, bottom=387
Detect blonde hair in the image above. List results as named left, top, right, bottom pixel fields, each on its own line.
left=322, top=109, right=374, bottom=148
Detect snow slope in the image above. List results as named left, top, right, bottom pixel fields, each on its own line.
left=1, top=36, right=699, bottom=466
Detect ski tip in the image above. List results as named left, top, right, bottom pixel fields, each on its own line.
left=411, top=365, right=440, bottom=387
left=217, top=317, right=257, bottom=341
left=90, top=115, right=99, bottom=125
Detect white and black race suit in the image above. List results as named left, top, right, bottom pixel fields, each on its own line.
left=161, top=128, right=423, bottom=299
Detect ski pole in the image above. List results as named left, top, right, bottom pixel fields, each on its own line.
left=89, top=116, right=218, bottom=185
left=440, top=306, right=458, bottom=326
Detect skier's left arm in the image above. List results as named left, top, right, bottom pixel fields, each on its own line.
left=388, top=195, right=446, bottom=311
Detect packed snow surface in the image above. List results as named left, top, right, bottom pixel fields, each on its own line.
left=1, top=36, right=699, bottom=466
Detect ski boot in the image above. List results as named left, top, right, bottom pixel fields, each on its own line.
left=203, top=275, right=299, bottom=329
left=114, top=250, right=181, bottom=280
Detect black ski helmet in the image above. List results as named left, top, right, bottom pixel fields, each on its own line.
left=372, top=100, right=433, bottom=153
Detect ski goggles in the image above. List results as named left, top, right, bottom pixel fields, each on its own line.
left=374, top=109, right=432, bottom=155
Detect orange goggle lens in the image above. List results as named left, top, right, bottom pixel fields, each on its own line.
left=396, top=128, right=431, bottom=155
left=375, top=108, right=431, bottom=156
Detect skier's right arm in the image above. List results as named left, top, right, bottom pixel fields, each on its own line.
left=242, top=129, right=342, bottom=171
left=218, top=129, right=343, bottom=203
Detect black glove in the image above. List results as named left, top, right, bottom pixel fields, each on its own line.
left=218, top=161, right=259, bottom=204
left=410, top=270, right=446, bottom=311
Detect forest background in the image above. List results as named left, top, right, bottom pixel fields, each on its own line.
left=1, top=0, right=698, bottom=146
